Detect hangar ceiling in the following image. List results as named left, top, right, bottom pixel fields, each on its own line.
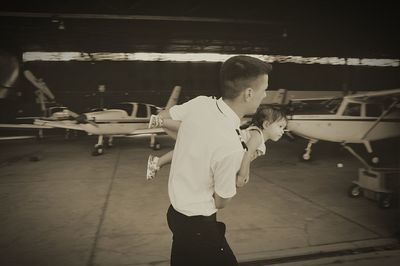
left=1, top=0, right=399, bottom=58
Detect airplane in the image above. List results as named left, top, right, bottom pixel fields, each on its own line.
left=0, top=70, right=72, bottom=139
left=34, top=85, right=182, bottom=155
left=262, top=88, right=346, bottom=105
left=285, top=88, right=400, bottom=164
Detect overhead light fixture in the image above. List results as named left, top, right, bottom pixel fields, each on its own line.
left=22, top=52, right=400, bottom=67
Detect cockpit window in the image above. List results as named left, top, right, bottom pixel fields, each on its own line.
left=108, top=103, right=134, bottom=116
left=343, top=102, right=361, bottom=116
left=136, top=103, right=148, bottom=118
left=150, top=106, right=158, bottom=115
left=288, top=98, right=341, bottom=115
left=366, top=103, right=383, bottom=117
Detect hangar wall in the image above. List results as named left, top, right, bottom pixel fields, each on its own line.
left=2, top=60, right=400, bottom=120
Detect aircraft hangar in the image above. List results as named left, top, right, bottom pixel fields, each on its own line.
left=0, top=1, right=400, bottom=265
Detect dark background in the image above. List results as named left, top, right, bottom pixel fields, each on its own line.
left=1, top=0, right=399, bottom=116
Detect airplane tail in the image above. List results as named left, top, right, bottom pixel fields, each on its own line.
left=164, top=85, right=182, bottom=110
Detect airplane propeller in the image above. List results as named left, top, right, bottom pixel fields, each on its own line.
left=65, top=110, right=99, bottom=127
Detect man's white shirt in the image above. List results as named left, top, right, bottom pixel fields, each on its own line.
left=169, top=96, right=245, bottom=216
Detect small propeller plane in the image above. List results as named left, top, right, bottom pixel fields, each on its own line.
left=286, top=88, right=400, bottom=164
left=34, top=86, right=182, bottom=155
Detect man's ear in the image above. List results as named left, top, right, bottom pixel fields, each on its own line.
left=262, top=120, right=270, bottom=128
left=244, top=88, right=253, bottom=102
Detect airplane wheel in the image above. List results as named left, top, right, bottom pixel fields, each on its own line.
left=105, top=141, right=113, bottom=148
left=92, top=145, right=104, bottom=156
left=348, top=184, right=362, bottom=198
left=378, top=193, right=392, bottom=209
left=300, top=153, right=311, bottom=161
left=371, top=156, right=380, bottom=165
left=153, top=143, right=161, bottom=150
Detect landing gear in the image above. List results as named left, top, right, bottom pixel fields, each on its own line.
left=92, top=144, right=104, bottom=156
left=92, top=135, right=105, bottom=156
left=149, top=134, right=161, bottom=150
left=362, top=141, right=380, bottom=165
left=37, top=128, right=44, bottom=139
left=149, top=142, right=161, bottom=150
left=301, top=152, right=311, bottom=161
left=154, top=143, right=161, bottom=150
left=300, top=139, right=318, bottom=161
left=105, top=137, right=113, bottom=148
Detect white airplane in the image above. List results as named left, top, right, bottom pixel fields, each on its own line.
left=34, top=86, right=182, bottom=155
left=286, top=88, right=400, bottom=164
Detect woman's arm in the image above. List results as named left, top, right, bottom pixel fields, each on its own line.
left=158, top=110, right=181, bottom=140
left=236, top=130, right=262, bottom=187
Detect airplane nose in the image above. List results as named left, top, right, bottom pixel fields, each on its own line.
left=76, top=114, right=88, bottom=123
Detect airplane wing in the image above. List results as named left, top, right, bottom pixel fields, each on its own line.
left=33, top=119, right=86, bottom=131
left=0, top=123, right=53, bottom=129
left=345, top=88, right=400, bottom=102
left=0, top=136, right=37, bottom=140
left=129, top=128, right=165, bottom=135
left=33, top=119, right=166, bottom=135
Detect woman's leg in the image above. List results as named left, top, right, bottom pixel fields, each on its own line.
left=157, top=150, right=174, bottom=168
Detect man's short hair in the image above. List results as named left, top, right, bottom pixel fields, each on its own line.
left=220, top=55, right=272, bottom=99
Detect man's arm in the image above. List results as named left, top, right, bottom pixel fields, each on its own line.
left=213, top=148, right=243, bottom=209
left=214, top=193, right=232, bottom=209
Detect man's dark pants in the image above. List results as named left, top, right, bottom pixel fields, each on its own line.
left=167, top=205, right=238, bottom=266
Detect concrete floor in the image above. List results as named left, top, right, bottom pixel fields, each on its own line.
left=0, top=134, right=399, bottom=266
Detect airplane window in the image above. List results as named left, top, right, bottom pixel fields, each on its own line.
left=288, top=98, right=341, bottom=115
left=343, top=103, right=361, bottom=116
left=366, top=104, right=383, bottom=117
left=323, top=98, right=341, bottom=113
left=108, top=103, right=133, bottom=116
left=136, top=104, right=148, bottom=118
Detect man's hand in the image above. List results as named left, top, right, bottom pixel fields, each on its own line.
left=236, top=174, right=249, bottom=188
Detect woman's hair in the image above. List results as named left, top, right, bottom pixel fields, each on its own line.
left=241, top=105, right=287, bottom=130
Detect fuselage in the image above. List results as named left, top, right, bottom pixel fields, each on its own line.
left=287, top=95, right=400, bottom=143
left=82, top=102, right=160, bottom=135
left=288, top=114, right=400, bottom=142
